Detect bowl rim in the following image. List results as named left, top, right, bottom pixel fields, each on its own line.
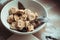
left=1, top=0, right=47, bottom=35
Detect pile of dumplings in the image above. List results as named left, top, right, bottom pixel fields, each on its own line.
left=7, top=7, right=42, bottom=32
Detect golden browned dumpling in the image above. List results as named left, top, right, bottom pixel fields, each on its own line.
left=25, top=21, right=30, bottom=27
left=21, top=14, right=27, bottom=20
left=27, top=24, right=34, bottom=32
left=10, top=22, right=17, bottom=29
left=24, top=9, right=38, bottom=21
left=14, top=15, right=19, bottom=21
left=9, top=7, right=18, bottom=14
left=17, top=20, right=25, bottom=30
left=7, top=15, right=14, bottom=24
left=16, top=10, right=25, bottom=15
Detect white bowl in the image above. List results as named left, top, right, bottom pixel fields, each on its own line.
left=1, top=0, right=47, bottom=35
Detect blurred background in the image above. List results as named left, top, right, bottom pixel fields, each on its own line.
left=0, top=0, right=60, bottom=40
